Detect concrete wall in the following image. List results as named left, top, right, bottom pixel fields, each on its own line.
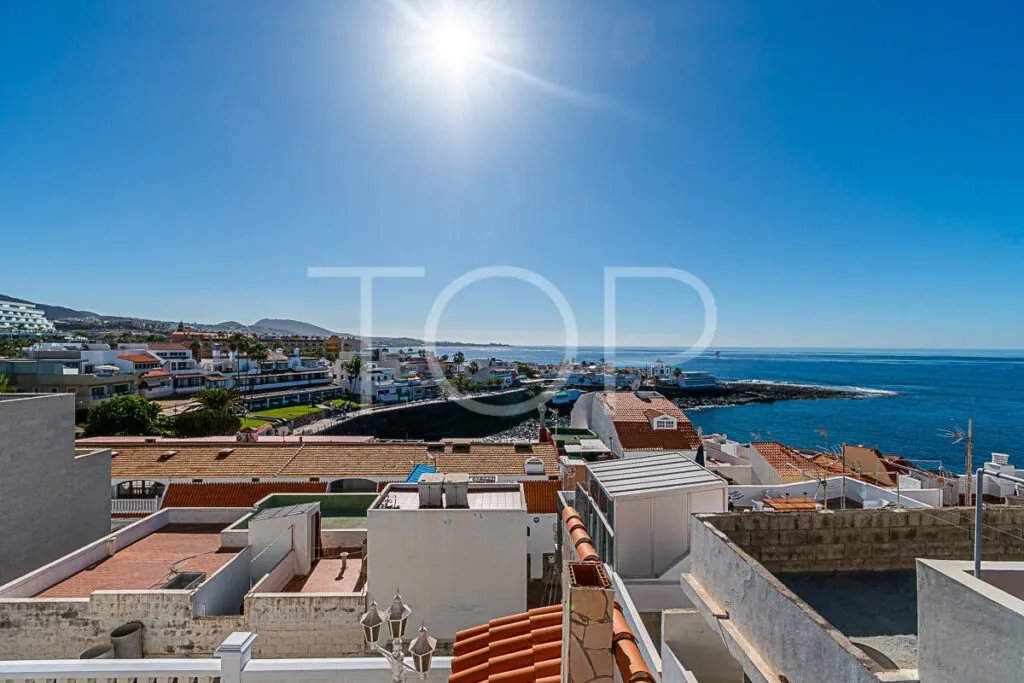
left=706, top=507, right=1024, bottom=574
left=0, top=590, right=244, bottom=659
left=245, top=592, right=367, bottom=657
left=662, top=609, right=744, bottom=683
left=0, top=394, right=111, bottom=584
left=917, top=559, right=1024, bottom=683
left=728, top=477, right=934, bottom=510
left=527, top=513, right=557, bottom=580
left=683, top=516, right=883, bottom=683
left=193, top=548, right=252, bottom=617
left=367, top=506, right=526, bottom=640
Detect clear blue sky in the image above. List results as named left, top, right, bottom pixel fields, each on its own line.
left=2, top=1, right=1022, bottom=347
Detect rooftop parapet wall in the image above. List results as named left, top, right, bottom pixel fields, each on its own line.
left=703, top=507, right=1024, bottom=574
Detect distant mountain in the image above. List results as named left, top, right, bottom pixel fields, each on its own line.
left=1, top=294, right=508, bottom=346
left=0, top=294, right=99, bottom=320
left=252, top=318, right=339, bottom=337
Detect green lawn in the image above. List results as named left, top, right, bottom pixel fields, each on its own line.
left=240, top=417, right=271, bottom=429
left=330, top=398, right=369, bottom=410
left=251, top=405, right=325, bottom=421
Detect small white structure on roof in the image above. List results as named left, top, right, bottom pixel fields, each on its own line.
left=577, top=453, right=727, bottom=578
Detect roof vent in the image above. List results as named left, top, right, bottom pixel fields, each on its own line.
left=444, top=473, right=470, bottom=508
left=514, top=442, right=534, bottom=454
left=144, top=437, right=157, bottom=444
left=157, top=450, right=178, bottom=461
left=216, top=448, right=234, bottom=459
left=524, top=456, right=545, bottom=475
left=426, top=442, right=444, bottom=453
left=451, top=443, right=471, bottom=454
left=418, top=473, right=444, bottom=508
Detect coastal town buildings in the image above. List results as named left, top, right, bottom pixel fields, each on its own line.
left=0, top=394, right=110, bottom=584
left=0, top=300, right=54, bottom=335
left=0, top=354, right=137, bottom=412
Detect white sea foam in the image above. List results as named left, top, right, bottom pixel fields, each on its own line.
left=726, top=378, right=899, bottom=397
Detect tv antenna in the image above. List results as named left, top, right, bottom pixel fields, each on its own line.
left=939, top=419, right=973, bottom=504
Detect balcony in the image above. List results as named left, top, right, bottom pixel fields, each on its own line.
left=110, top=498, right=161, bottom=515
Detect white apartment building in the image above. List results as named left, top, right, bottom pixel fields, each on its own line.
left=0, top=301, right=54, bottom=333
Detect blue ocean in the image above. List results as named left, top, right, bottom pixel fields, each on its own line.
left=432, top=346, right=1024, bottom=472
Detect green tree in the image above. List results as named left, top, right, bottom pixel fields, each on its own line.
left=190, top=339, right=203, bottom=362
left=468, top=361, right=480, bottom=377
left=189, top=387, right=244, bottom=414
left=173, top=409, right=241, bottom=437
left=452, top=351, right=465, bottom=367
left=83, top=395, right=163, bottom=437
left=176, top=320, right=185, bottom=332
left=440, top=354, right=449, bottom=362
left=0, top=340, right=25, bottom=358
left=343, top=355, right=364, bottom=394
left=0, top=374, right=15, bottom=393
left=514, top=362, right=537, bottom=379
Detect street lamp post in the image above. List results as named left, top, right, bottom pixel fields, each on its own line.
left=359, top=592, right=438, bottom=682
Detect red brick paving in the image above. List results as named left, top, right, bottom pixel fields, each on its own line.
left=37, top=525, right=237, bottom=598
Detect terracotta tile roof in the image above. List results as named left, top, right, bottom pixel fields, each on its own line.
left=161, top=481, right=328, bottom=508
left=451, top=578, right=655, bottom=683
left=117, top=354, right=161, bottom=364
left=108, top=441, right=559, bottom=480
left=522, top=480, right=561, bottom=514
left=450, top=604, right=563, bottom=683
left=751, top=441, right=822, bottom=479
left=148, top=343, right=189, bottom=351
left=597, top=392, right=701, bottom=451
left=140, top=369, right=172, bottom=378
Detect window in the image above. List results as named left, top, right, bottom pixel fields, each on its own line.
left=654, top=417, right=676, bottom=430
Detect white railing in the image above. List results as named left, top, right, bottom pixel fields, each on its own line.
left=110, top=498, right=161, bottom=514
left=0, top=632, right=453, bottom=683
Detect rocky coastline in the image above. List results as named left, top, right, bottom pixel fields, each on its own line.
left=665, top=381, right=883, bottom=411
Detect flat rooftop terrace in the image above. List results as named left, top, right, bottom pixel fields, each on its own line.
left=377, top=484, right=524, bottom=511
left=779, top=570, right=918, bottom=669
left=284, top=555, right=364, bottom=593
left=36, top=524, right=236, bottom=598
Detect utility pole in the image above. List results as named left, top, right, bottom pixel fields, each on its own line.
left=966, top=419, right=974, bottom=505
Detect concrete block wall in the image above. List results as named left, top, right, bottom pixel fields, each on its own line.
left=245, top=593, right=367, bottom=657
left=0, top=592, right=244, bottom=659
left=704, top=507, right=1024, bottom=574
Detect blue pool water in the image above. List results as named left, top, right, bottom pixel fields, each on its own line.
left=433, top=346, right=1024, bottom=471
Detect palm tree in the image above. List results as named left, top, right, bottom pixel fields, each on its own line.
left=246, top=342, right=269, bottom=405
left=343, top=355, right=364, bottom=394
left=440, top=354, right=449, bottom=362
left=189, top=387, right=244, bottom=414
left=452, top=351, right=465, bottom=367
left=190, top=339, right=203, bottom=363
left=468, top=361, right=480, bottom=377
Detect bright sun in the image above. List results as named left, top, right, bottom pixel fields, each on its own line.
left=425, top=12, right=486, bottom=80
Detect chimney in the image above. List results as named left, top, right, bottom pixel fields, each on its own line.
left=561, top=562, right=614, bottom=683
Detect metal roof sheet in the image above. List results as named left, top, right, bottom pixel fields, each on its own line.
left=586, top=453, right=722, bottom=496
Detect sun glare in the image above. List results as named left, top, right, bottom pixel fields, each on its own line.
left=424, top=11, right=486, bottom=81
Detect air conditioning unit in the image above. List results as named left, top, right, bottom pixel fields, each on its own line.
left=418, top=473, right=444, bottom=508
left=444, top=473, right=469, bottom=508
